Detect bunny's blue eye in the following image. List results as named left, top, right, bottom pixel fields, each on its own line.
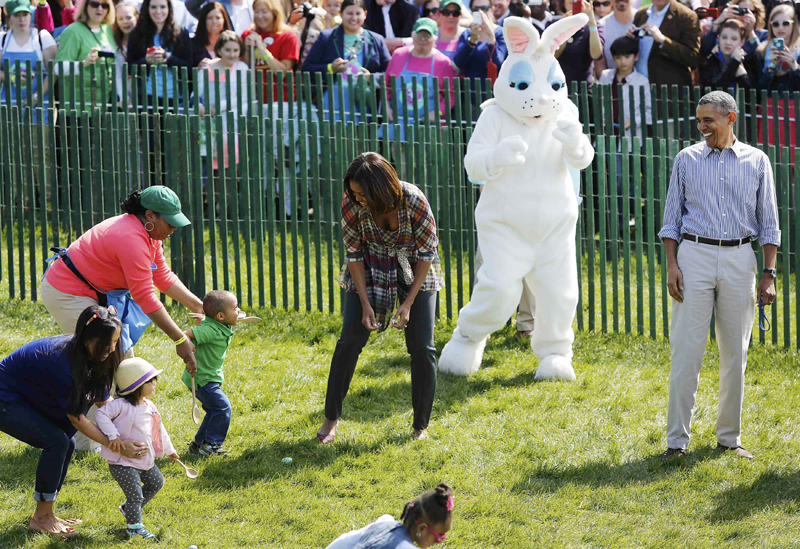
left=508, top=61, right=534, bottom=93
left=547, top=60, right=567, bottom=93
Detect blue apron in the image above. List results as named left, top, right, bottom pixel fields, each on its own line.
left=0, top=30, right=49, bottom=124
left=381, top=52, right=436, bottom=143
left=44, top=248, right=153, bottom=354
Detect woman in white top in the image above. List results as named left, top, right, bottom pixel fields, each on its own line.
left=113, top=0, right=139, bottom=102
left=196, top=30, right=249, bottom=170
left=0, top=0, right=57, bottom=117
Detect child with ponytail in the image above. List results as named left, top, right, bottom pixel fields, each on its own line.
left=325, top=483, right=454, bottom=548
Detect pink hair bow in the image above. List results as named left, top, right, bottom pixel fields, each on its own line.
left=446, top=495, right=455, bottom=511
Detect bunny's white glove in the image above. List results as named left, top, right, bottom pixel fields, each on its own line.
left=490, top=135, right=528, bottom=172
left=552, top=118, right=587, bottom=162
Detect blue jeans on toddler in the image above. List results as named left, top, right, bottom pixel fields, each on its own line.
left=0, top=399, right=75, bottom=502
left=194, top=382, right=231, bottom=446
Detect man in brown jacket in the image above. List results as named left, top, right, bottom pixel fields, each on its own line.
left=627, top=0, right=700, bottom=88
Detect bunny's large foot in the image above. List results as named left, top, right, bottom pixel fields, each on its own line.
left=534, top=354, right=576, bottom=381
left=438, top=327, right=487, bottom=376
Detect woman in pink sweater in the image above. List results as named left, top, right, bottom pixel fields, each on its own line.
left=41, top=186, right=203, bottom=374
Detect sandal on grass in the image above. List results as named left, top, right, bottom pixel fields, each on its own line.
left=28, top=516, right=78, bottom=537
left=317, top=430, right=336, bottom=444
left=58, top=518, right=83, bottom=526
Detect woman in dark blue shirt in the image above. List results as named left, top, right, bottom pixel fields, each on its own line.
left=0, top=305, right=147, bottom=537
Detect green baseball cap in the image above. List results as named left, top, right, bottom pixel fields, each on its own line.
left=140, top=186, right=191, bottom=228
left=438, top=0, right=463, bottom=10
left=413, top=17, right=439, bottom=36
left=5, top=0, right=35, bottom=15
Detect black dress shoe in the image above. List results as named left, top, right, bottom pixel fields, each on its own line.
left=717, top=444, right=753, bottom=459
left=662, top=448, right=686, bottom=459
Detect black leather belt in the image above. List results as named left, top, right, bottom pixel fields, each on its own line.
left=682, top=234, right=754, bottom=247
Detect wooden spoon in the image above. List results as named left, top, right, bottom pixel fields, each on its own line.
left=191, top=377, right=201, bottom=425
left=238, top=316, right=262, bottom=324
left=175, top=459, right=199, bottom=479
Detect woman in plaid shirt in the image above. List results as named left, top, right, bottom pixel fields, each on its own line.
left=318, top=152, right=445, bottom=443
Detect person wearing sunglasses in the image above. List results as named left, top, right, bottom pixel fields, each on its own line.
left=593, top=0, right=612, bottom=17
left=756, top=3, right=800, bottom=89
left=0, top=305, right=151, bottom=537
left=53, top=0, right=117, bottom=111
left=326, top=483, right=454, bottom=548
left=596, top=0, right=634, bottom=69
left=430, top=0, right=466, bottom=60
left=453, top=0, right=506, bottom=114
left=41, top=185, right=204, bottom=377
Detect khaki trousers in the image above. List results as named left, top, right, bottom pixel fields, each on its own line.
left=40, top=277, right=133, bottom=452
left=474, top=245, right=535, bottom=332
left=667, top=240, right=757, bottom=450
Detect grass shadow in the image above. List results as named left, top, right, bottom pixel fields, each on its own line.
left=0, top=445, right=43, bottom=492
left=190, top=433, right=412, bottom=490
left=0, top=524, right=95, bottom=548
left=513, top=445, right=724, bottom=494
left=708, top=470, right=800, bottom=522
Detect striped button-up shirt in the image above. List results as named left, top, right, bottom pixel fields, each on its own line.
left=659, top=139, right=781, bottom=246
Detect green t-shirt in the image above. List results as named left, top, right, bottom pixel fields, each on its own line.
left=181, top=317, right=233, bottom=390
left=54, top=23, right=115, bottom=111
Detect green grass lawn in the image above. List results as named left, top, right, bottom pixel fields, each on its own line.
left=0, top=300, right=799, bottom=548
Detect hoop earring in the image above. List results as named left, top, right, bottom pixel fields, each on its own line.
left=144, top=221, right=155, bottom=232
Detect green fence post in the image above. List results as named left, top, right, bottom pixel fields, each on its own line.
left=778, top=148, right=790, bottom=348
left=645, top=138, right=656, bottom=339
left=633, top=137, right=644, bottom=335
left=299, top=119, right=312, bottom=312
left=621, top=137, right=631, bottom=333
left=596, top=136, right=608, bottom=333
left=1, top=106, right=13, bottom=296
left=608, top=136, right=619, bottom=333
left=276, top=118, right=289, bottom=308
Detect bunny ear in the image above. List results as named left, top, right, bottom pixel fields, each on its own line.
left=502, top=17, right=540, bottom=56
left=539, top=14, right=589, bottom=56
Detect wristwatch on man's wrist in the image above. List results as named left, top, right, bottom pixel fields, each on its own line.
left=763, top=268, right=777, bottom=279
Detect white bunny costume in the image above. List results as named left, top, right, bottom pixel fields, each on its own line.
left=438, top=16, right=594, bottom=379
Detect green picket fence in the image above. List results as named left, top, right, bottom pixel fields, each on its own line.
left=0, top=98, right=797, bottom=348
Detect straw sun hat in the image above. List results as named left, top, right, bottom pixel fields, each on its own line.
left=116, top=357, right=163, bottom=396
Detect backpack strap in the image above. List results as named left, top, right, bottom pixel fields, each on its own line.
left=49, top=247, right=108, bottom=306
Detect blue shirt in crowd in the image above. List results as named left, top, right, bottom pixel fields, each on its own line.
left=635, top=2, right=670, bottom=79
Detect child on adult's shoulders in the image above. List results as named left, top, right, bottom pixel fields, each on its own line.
left=181, top=290, right=240, bottom=458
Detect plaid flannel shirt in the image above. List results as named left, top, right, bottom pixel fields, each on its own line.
left=339, top=182, right=444, bottom=331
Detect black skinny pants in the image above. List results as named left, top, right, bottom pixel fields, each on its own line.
left=324, top=291, right=438, bottom=430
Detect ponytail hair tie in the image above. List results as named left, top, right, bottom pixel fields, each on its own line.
left=409, top=503, right=415, bottom=508
left=446, top=495, right=455, bottom=511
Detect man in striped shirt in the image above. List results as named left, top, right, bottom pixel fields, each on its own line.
left=658, top=91, right=780, bottom=460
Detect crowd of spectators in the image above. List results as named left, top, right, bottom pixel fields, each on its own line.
left=0, top=0, right=799, bottom=122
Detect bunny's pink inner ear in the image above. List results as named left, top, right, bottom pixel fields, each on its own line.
left=507, top=26, right=531, bottom=54
left=549, top=30, right=574, bottom=55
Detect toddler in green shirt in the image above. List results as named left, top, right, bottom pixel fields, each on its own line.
left=182, top=290, right=239, bottom=457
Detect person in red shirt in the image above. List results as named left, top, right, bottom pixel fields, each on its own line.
left=242, top=0, right=301, bottom=101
